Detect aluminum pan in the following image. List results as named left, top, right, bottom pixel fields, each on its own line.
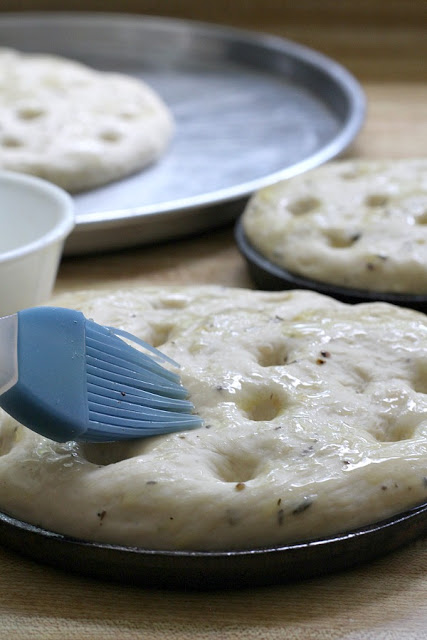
left=0, top=13, right=365, bottom=254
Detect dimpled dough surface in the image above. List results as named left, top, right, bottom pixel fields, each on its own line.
left=0, top=48, right=173, bottom=192
left=0, top=286, right=426, bottom=551
left=242, top=158, right=427, bottom=294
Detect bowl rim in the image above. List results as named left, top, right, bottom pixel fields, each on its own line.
left=0, top=170, right=75, bottom=264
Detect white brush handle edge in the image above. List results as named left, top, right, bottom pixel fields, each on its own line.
left=0, top=314, right=18, bottom=395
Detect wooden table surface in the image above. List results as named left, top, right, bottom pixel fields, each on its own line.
left=1, top=3, right=426, bottom=638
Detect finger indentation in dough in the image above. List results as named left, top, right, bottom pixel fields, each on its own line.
left=79, top=441, right=144, bottom=466
left=0, top=423, right=19, bottom=457
left=323, top=230, right=361, bottom=249
left=415, top=211, right=427, bottom=225
left=148, top=323, right=174, bottom=348
left=256, top=342, right=289, bottom=367
left=152, top=296, right=189, bottom=310
left=212, top=450, right=259, bottom=483
left=99, top=129, right=122, bottom=143
left=364, top=194, right=389, bottom=207
left=372, top=416, right=420, bottom=443
left=16, top=105, right=45, bottom=120
left=2, top=135, right=23, bottom=148
left=410, top=358, right=427, bottom=395
left=239, top=385, right=286, bottom=422
left=287, top=196, right=321, bottom=215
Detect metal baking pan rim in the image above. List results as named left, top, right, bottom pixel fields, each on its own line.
left=0, top=11, right=366, bottom=233
left=235, top=219, right=427, bottom=312
left=0, top=499, right=425, bottom=589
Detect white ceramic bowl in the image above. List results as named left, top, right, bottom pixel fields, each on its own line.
left=0, top=171, right=75, bottom=316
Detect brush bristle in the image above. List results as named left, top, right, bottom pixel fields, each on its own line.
left=83, top=319, right=202, bottom=441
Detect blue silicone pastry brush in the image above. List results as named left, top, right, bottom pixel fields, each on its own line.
left=0, top=307, right=202, bottom=442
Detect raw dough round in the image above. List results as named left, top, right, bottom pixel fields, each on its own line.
left=0, top=48, right=173, bottom=192
left=0, top=286, right=426, bottom=550
left=242, top=159, right=427, bottom=294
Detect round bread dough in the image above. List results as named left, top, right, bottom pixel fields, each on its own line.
left=0, top=48, right=173, bottom=192
left=0, top=286, right=426, bottom=551
left=242, top=158, right=427, bottom=294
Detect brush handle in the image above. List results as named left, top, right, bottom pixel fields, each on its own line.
left=0, top=307, right=89, bottom=441
left=0, top=314, right=18, bottom=395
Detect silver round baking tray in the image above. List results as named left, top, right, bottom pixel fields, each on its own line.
left=0, top=12, right=365, bottom=255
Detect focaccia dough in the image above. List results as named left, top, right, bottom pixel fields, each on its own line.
left=0, top=286, right=426, bottom=551
left=0, top=48, right=173, bottom=192
left=242, top=159, right=427, bottom=294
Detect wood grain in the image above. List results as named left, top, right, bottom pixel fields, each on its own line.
left=0, top=3, right=426, bottom=638
left=0, top=540, right=425, bottom=639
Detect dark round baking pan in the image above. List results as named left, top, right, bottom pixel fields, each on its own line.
left=235, top=219, right=427, bottom=312
left=0, top=500, right=426, bottom=590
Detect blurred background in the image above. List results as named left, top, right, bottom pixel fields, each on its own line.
left=1, top=0, right=425, bottom=163
left=0, top=0, right=426, bottom=82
